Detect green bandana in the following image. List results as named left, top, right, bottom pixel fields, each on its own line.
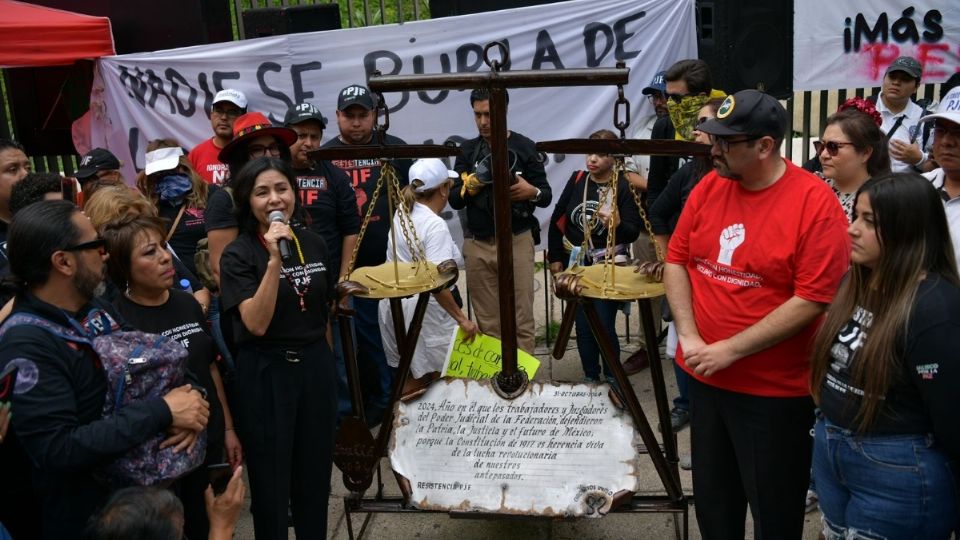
left=668, top=94, right=711, bottom=142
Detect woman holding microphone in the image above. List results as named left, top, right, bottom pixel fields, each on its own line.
left=218, top=157, right=336, bottom=539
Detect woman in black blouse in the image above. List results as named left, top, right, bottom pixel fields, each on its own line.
left=218, top=157, right=336, bottom=539
left=101, top=214, right=239, bottom=540
left=547, top=129, right=640, bottom=384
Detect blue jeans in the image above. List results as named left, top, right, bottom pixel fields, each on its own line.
left=672, top=361, right=689, bottom=411
left=813, top=417, right=960, bottom=539
left=574, top=299, right=621, bottom=380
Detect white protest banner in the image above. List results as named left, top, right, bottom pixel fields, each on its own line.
left=83, top=0, right=696, bottom=245
left=794, top=1, right=960, bottom=91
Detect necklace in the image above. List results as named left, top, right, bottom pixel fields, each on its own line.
left=124, top=287, right=169, bottom=307
left=583, top=174, right=614, bottom=233
left=258, top=229, right=311, bottom=312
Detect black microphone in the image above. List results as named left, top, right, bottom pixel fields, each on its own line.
left=268, top=211, right=293, bottom=263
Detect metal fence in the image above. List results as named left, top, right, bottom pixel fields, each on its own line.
left=785, top=83, right=941, bottom=165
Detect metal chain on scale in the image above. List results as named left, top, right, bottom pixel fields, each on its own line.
left=343, top=90, right=433, bottom=283
left=614, top=77, right=664, bottom=265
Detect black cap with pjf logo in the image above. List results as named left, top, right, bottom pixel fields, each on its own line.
left=284, top=102, right=326, bottom=129
left=76, top=148, right=121, bottom=181
left=337, top=85, right=376, bottom=111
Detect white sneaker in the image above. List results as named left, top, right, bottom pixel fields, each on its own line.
left=805, top=489, right=818, bottom=513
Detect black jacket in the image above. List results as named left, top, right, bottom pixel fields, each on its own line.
left=646, top=116, right=679, bottom=208
left=0, top=293, right=172, bottom=540
left=649, top=160, right=706, bottom=236
left=547, top=170, right=640, bottom=266
left=450, top=132, right=552, bottom=239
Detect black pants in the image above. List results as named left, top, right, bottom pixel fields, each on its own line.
left=689, top=378, right=814, bottom=540
left=235, top=339, right=337, bottom=540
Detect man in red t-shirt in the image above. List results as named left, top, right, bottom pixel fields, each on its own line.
left=188, top=89, right=247, bottom=186
left=663, top=89, right=849, bottom=538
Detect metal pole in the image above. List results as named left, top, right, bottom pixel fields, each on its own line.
left=582, top=300, right=683, bottom=501
left=487, top=85, right=519, bottom=380
left=370, top=68, right=628, bottom=93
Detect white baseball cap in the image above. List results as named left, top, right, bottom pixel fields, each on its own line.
left=409, top=158, right=457, bottom=193
left=920, top=87, right=960, bottom=126
left=213, top=88, right=248, bottom=109
left=145, top=147, right=184, bottom=176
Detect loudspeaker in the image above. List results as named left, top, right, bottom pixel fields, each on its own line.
left=429, top=0, right=565, bottom=18
left=242, top=4, right=342, bottom=39
left=696, top=0, right=793, bottom=99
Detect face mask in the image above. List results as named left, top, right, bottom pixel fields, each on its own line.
left=668, top=94, right=711, bottom=142
left=155, top=173, right=192, bottom=202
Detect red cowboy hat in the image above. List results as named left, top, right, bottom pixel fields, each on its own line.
left=217, top=111, right=298, bottom=162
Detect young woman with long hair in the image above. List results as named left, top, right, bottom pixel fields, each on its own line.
left=810, top=172, right=960, bottom=538
left=136, top=139, right=213, bottom=280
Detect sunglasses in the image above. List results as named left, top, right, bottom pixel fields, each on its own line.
left=665, top=93, right=693, bottom=104
left=63, top=237, right=105, bottom=253
left=813, top=140, right=856, bottom=157
left=212, top=107, right=243, bottom=119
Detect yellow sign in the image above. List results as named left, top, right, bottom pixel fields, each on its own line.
left=442, top=328, right=540, bottom=380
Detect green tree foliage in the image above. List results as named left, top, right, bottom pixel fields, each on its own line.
left=232, top=0, right=431, bottom=37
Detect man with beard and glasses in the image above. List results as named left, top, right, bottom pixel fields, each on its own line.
left=663, top=90, right=849, bottom=538
left=0, top=201, right=209, bottom=540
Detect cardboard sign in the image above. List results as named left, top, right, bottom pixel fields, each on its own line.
left=442, top=329, right=540, bottom=380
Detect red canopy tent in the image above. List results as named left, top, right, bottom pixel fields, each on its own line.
left=0, top=0, right=115, bottom=68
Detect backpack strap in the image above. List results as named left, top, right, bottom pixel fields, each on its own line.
left=165, top=204, right=188, bottom=244
left=0, top=313, right=91, bottom=345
